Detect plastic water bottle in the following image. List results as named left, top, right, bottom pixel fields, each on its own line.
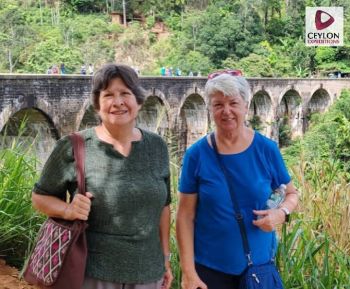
left=257, top=184, right=286, bottom=219
left=266, top=184, right=287, bottom=209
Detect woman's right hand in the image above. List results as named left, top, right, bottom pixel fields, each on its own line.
left=181, top=272, right=207, bottom=289
left=63, top=192, right=93, bottom=221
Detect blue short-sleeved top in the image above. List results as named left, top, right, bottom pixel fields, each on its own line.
left=179, top=131, right=291, bottom=274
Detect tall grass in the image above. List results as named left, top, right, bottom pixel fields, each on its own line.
left=277, top=158, right=350, bottom=289
left=169, top=157, right=181, bottom=289
left=0, top=124, right=44, bottom=267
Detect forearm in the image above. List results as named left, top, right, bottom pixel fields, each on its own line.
left=32, top=192, right=68, bottom=219
left=280, top=182, right=299, bottom=213
left=159, top=205, right=171, bottom=267
left=176, top=211, right=196, bottom=274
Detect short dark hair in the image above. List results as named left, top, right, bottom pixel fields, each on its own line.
left=91, top=64, right=145, bottom=110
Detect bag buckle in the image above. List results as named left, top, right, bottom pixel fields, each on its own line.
left=252, top=273, right=260, bottom=284
left=246, top=253, right=253, bottom=266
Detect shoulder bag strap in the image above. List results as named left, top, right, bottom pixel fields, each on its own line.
left=69, top=133, right=86, bottom=196
left=210, top=132, right=253, bottom=265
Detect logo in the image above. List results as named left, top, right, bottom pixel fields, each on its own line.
left=315, top=10, right=334, bottom=30
left=305, top=7, right=343, bottom=46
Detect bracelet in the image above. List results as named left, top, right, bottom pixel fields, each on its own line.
left=279, top=206, right=291, bottom=223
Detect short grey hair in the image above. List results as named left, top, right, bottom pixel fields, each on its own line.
left=205, top=74, right=251, bottom=103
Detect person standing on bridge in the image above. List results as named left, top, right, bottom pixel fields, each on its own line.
left=176, top=70, right=299, bottom=289
left=31, top=64, right=173, bottom=289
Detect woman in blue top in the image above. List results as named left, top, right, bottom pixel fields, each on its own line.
left=176, top=71, right=299, bottom=289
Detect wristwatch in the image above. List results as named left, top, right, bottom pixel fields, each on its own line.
left=279, top=206, right=291, bottom=223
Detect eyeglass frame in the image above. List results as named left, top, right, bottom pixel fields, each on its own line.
left=207, top=69, right=243, bottom=79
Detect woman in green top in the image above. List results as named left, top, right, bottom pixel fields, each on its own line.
left=31, top=64, right=173, bottom=289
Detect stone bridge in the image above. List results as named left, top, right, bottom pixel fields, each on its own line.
left=1, top=74, right=349, bottom=160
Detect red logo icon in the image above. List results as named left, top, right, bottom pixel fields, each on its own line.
left=315, top=10, right=335, bottom=30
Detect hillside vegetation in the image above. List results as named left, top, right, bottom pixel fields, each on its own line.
left=1, top=0, right=350, bottom=76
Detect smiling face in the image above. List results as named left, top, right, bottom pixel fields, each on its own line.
left=210, top=91, right=248, bottom=132
left=97, top=77, right=141, bottom=129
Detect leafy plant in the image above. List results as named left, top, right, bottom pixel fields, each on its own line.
left=278, top=116, right=292, bottom=147
left=276, top=157, right=350, bottom=288
left=248, top=115, right=264, bottom=132
left=0, top=124, right=44, bottom=267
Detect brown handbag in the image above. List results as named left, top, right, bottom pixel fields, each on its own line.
left=23, top=133, right=88, bottom=289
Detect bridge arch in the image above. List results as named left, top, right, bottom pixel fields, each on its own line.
left=179, top=87, right=207, bottom=108
left=303, top=88, right=331, bottom=132
left=0, top=107, right=59, bottom=138
left=79, top=105, right=100, bottom=131
left=137, top=94, right=170, bottom=137
left=0, top=93, right=53, bottom=132
left=0, top=107, right=59, bottom=162
left=76, top=99, right=95, bottom=131
left=178, top=93, right=208, bottom=154
left=307, top=87, right=331, bottom=111
left=0, top=101, right=58, bottom=135
left=248, top=90, right=273, bottom=137
left=277, top=89, right=303, bottom=145
left=144, top=88, right=171, bottom=112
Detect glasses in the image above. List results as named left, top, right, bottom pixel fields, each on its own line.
left=207, top=69, right=243, bottom=79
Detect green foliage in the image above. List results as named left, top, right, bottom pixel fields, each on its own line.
left=224, top=53, right=273, bottom=77
left=248, top=115, right=264, bottom=131
left=1, top=0, right=350, bottom=76
left=315, top=47, right=337, bottom=64
left=0, top=1, right=119, bottom=73
left=284, top=89, right=350, bottom=174
left=334, top=115, right=350, bottom=164
left=0, top=1, right=36, bottom=72
left=64, top=0, right=107, bottom=13
left=194, top=3, right=264, bottom=66
left=265, top=18, right=288, bottom=42
left=276, top=157, right=350, bottom=288
left=279, top=110, right=350, bottom=288
left=278, top=116, right=292, bottom=147
left=315, top=46, right=350, bottom=73
left=0, top=125, right=44, bottom=267
left=24, top=38, right=83, bottom=73
left=278, top=218, right=350, bottom=288
left=171, top=50, right=212, bottom=75
left=152, top=32, right=213, bottom=75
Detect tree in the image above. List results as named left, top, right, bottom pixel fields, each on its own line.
left=175, top=50, right=212, bottom=75
left=235, top=53, right=273, bottom=77
left=63, top=0, right=107, bottom=13
left=0, top=2, right=35, bottom=72
left=24, top=38, right=83, bottom=73
left=175, top=2, right=264, bottom=67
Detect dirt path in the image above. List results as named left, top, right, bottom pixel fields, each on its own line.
left=0, top=259, right=37, bottom=289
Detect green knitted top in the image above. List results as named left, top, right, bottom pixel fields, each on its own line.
left=33, top=128, right=171, bottom=283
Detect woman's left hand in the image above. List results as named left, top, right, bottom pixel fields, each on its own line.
left=252, top=209, right=286, bottom=232
left=161, top=266, right=173, bottom=289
